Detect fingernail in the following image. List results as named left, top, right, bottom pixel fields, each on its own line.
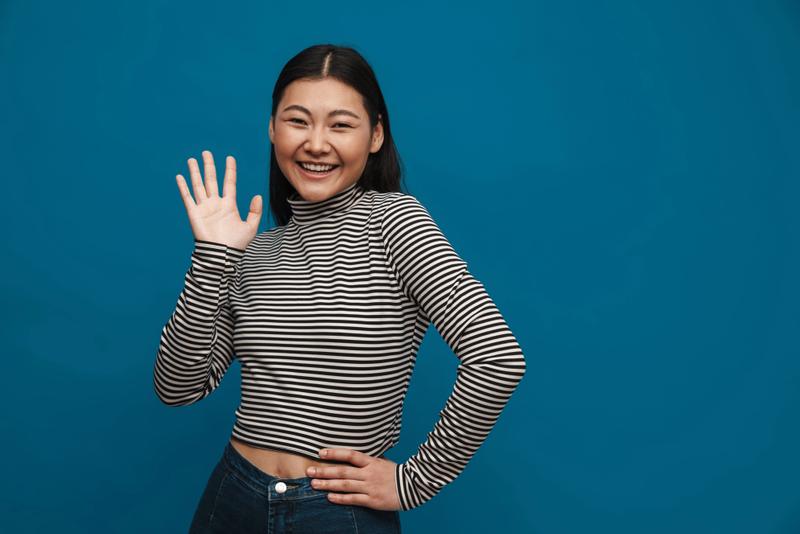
left=320, top=449, right=327, bottom=457
left=308, top=467, right=316, bottom=475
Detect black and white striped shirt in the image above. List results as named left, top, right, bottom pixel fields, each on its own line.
left=153, top=181, right=527, bottom=510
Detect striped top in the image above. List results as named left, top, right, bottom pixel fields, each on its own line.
left=153, top=181, right=527, bottom=511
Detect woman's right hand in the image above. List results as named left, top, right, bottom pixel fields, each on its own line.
left=176, top=150, right=262, bottom=251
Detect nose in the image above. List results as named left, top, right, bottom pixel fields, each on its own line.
left=304, top=124, right=330, bottom=154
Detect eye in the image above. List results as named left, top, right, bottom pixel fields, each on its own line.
left=333, top=123, right=353, bottom=129
left=288, top=118, right=307, bottom=125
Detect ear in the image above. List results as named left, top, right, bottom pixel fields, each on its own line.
left=370, top=114, right=385, bottom=154
left=268, top=115, right=275, bottom=144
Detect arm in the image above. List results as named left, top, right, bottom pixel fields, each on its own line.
left=153, top=239, right=245, bottom=406
left=380, top=195, right=527, bottom=511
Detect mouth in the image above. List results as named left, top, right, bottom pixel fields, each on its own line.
left=295, top=160, right=341, bottom=179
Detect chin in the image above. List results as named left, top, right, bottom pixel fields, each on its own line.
left=293, top=179, right=341, bottom=201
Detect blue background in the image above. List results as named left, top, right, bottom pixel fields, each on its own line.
left=2, top=1, right=798, bottom=532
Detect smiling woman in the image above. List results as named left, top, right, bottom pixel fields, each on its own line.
left=268, top=78, right=383, bottom=195
left=263, top=48, right=402, bottom=225
left=155, top=43, right=526, bottom=534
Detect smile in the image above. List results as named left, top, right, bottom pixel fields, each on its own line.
left=295, top=161, right=340, bottom=179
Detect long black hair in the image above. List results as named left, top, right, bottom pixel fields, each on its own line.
left=268, top=44, right=406, bottom=227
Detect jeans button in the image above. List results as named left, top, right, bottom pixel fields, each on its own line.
left=275, top=481, right=287, bottom=494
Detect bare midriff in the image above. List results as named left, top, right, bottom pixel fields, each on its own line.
left=230, top=436, right=348, bottom=479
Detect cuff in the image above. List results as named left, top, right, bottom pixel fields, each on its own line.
left=191, top=239, right=246, bottom=273
left=395, top=461, right=421, bottom=511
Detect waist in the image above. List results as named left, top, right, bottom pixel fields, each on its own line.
left=230, top=436, right=347, bottom=479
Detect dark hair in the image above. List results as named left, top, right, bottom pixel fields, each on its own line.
left=268, top=44, right=406, bottom=226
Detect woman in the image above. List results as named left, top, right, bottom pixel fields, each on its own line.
left=154, top=44, right=527, bottom=533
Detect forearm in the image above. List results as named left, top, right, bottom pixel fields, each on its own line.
left=153, top=240, right=244, bottom=406
left=395, top=304, right=527, bottom=510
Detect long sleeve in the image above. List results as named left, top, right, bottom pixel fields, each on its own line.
left=380, top=195, right=527, bottom=511
left=153, top=239, right=245, bottom=406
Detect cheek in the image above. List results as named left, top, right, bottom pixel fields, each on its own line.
left=274, top=141, right=293, bottom=159
left=338, top=140, right=371, bottom=165
left=273, top=128, right=303, bottom=150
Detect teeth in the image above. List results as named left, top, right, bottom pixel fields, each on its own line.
left=299, top=162, right=336, bottom=172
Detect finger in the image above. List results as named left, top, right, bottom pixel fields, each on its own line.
left=308, top=463, right=364, bottom=481
left=319, top=448, right=371, bottom=468
left=202, top=150, right=219, bottom=198
left=327, top=491, right=371, bottom=507
left=187, top=157, right=208, bottom=203
left=246, top=195, right=262, bottom=230
left=312, top=477, right=367, bottom=494
left=175, top=174, right=197, bottom=213
left=222, top=155, right=237, bottom=199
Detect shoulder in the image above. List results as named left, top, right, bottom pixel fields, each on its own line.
left=367, top=190, right=431, bottom=228
left=251, top=224, right=288, bottom=247
left=372, top=190, right=457, bottom=251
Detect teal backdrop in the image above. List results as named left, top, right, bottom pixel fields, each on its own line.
left=1, top=1, right=798, bottom=532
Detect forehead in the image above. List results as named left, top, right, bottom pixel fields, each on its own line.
left=280, top=78, right=365, bottom=114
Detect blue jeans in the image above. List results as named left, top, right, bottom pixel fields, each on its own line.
left=188, top=440, right=402, bottom=533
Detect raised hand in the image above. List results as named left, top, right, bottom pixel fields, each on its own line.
left=175, top=150, right=262, bottom=251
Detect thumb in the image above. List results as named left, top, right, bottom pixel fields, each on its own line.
left=246, top=194, right=263, bottom=229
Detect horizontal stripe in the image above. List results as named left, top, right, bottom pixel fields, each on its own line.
left=153, top=182, right=526, bottom=510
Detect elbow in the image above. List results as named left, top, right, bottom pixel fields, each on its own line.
left=494, top=347, right=527, bottom=389
left=154, top=391, right=180, bottom=407
left=463, top=350, right=526, bottom=390
left=491, top=338, right=527, bottom=385
left=516, top=347, right=527, bottom=377
left=503, top=334, right=527, bottom=385
left=152, top=361, right=207, bottom=407
left=504, top=350, right=527, bottom=387
left=153, top=378, right=185, bottom=407
left=153, top=386, right=205, bottom=407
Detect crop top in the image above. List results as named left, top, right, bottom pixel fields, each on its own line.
left=153, top=181, right=527, bottom=511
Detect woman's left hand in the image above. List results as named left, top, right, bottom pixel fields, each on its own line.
left=307, top=448, right=401, bottom=511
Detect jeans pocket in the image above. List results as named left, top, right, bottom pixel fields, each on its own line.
left=207, top=470, right=232, bottom=524
left=204, top=468, right=270, bottom=532
left=189, top=461, right=232, bottom=533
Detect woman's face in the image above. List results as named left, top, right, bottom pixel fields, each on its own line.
left=269, top=77, right=384, bottom=202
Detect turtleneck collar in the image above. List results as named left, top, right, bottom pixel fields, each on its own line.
left=287, top=181, right=366, bottom=225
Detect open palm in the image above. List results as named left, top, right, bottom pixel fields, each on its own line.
left=176, top=150, right=262, bottom=251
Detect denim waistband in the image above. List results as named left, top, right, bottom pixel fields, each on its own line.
left=222, top=440, right=329, bottom=501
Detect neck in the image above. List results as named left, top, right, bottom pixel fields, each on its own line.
left=287, top=182, right=365, bottom=225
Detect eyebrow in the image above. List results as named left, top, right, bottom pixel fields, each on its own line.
left=281, top=104, right=361, bottom=120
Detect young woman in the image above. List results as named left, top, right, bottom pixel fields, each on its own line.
left=154, top=44, right=527, bottom=533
